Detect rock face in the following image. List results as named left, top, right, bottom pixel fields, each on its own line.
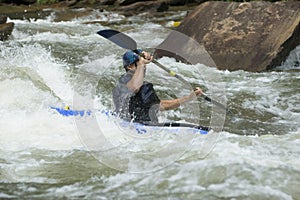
left=116, top=1, right=169, bottom=16
left=155, top=1, right=300, bottom=72
left=116, top=0, right=149, bottom=6
left=0, top=15, right=14, bottom=41
left=0, top=15, right=7, bottom=24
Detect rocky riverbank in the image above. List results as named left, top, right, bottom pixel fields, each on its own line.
left=0, top=0, right=191, bottom=19
left=0, top=15, right=14, bottom=41
left=1, top=0, right=299, bottom=72
left=0, top=0, right=192, bottom=40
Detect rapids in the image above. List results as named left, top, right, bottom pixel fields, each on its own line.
left=0, top=8, right=299, bottom=199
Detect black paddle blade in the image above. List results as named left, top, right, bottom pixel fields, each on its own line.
left=97, top=29, right=137, bottom=51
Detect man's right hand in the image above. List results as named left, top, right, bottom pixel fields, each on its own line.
left=140, top=51, right=153, bottom=65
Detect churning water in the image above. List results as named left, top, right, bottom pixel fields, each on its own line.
left=0, top=8, right=299, bottom=199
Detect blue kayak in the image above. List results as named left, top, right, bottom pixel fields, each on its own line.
left=50, top=106, right=209, bottom=135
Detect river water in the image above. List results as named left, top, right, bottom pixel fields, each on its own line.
left=0, top=8, right=299, bottom=199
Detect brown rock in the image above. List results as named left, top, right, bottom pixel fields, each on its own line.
left=155, top=1, right=300, bottom=72
left=9, top=0, right=36, bottom=5
left=97, top=0, right=115, bottom=5
left=116, top=0, right=141, bottom=6
left=116, top=1, right=169, bottom=16
left=0, top=15, right=7, bottom=24
left=58, top=0, right=78, bottom=7
left=0, top=22, right=14, bottom=41
left=168, top=0, right=206, bottom=6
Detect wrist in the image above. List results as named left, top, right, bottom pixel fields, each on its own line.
left=138, top=63, right=145, bottom=69
left=188, top=93, right=196, bottom=100
left=136, top=60, right=145, bottom=67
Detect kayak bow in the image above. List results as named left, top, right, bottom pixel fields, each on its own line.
left=50, top=107, right=210, bottom=135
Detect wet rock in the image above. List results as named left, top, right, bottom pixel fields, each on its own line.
left=20, top=0, right=36, bottom=4
left=116, top=1, right=169, bottom=16
left=0, top=15, right=7, bottom=24
left=116, top=0, right=140, bottom=6
left=168, top=0, right=205, bottom=6
left=6, top=0, right=36, bottom=5
left=168, top=0, right=186, bottom=6
left=58, top=0, right=78, bottom=7
left=0, top=15, right=14, bottom=41
left=0, top=22, right=14, bottom=41
left=97, top=0, right=115, bottom=5
left=155, top=1, right=300, bottom=72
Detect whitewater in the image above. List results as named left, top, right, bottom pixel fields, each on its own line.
left=0, top=8, right=299, bottom=199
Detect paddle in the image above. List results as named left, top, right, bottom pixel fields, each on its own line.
left=97, top=29, right=233, bottom=116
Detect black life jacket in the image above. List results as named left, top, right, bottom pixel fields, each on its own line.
left=129, top=81, right=160, bottom=122
left=112, top=73, right=160, bottom=123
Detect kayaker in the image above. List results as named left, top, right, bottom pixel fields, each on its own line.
left=112, top=49, right=203, bottom=123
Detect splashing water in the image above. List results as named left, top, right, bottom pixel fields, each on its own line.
left=0, top=9, right=299, bottom=199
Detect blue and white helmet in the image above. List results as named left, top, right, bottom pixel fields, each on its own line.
left=123, top=49, right=143, bottom=68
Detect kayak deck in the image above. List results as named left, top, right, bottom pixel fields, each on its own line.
left=50, top=106, right=209, bottom=135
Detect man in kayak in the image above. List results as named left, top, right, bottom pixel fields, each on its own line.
left=112, top=49, right=203, bottom=123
